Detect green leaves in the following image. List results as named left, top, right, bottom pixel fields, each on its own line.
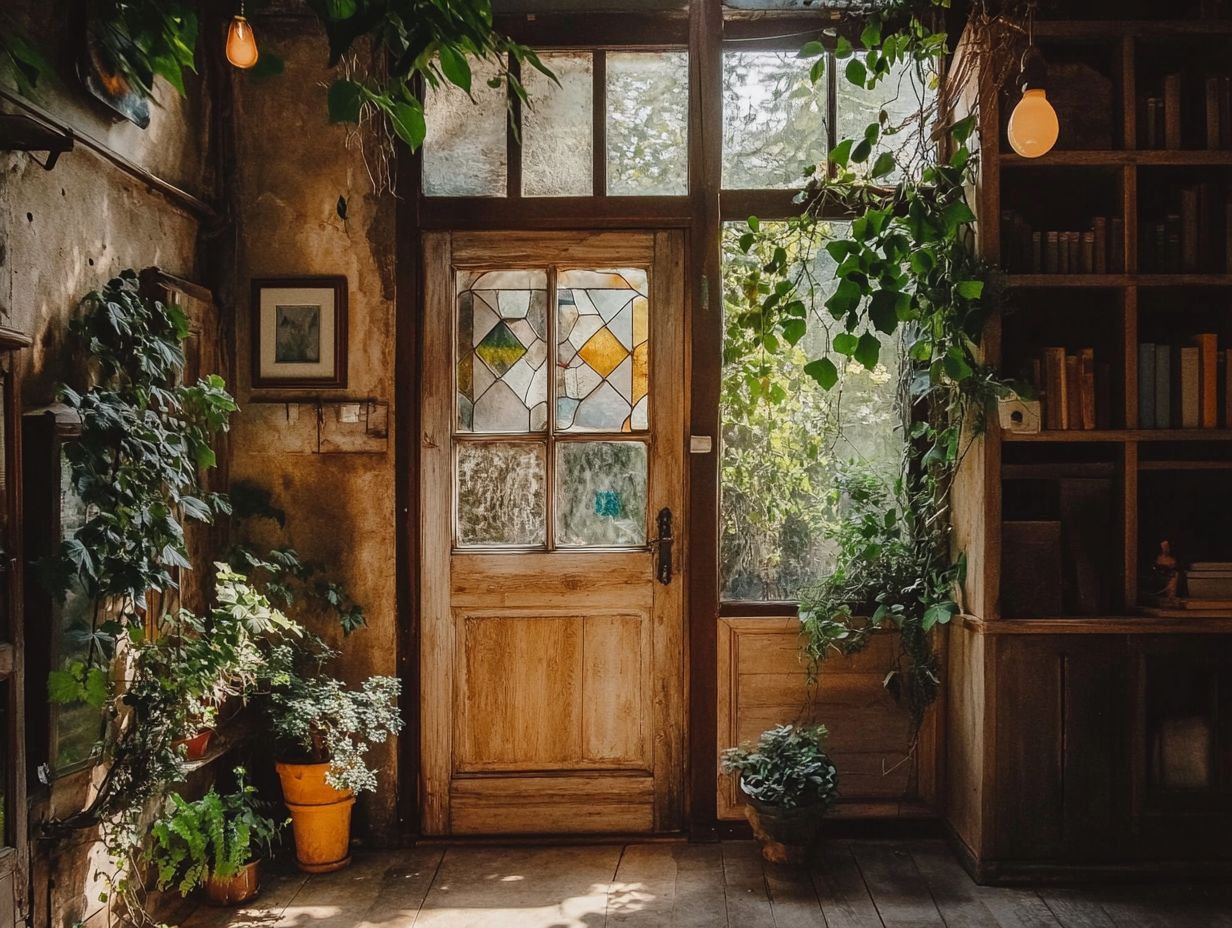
left=438, top=45, right=472, bottom=92
left=48, top=661, right=110, bottom=708
left=804, top=357, right=838, bottom=390
left=327, top=79, right=364, bottom=123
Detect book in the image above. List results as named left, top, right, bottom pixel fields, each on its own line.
left=1181, top=186, right=1200, bottom=271
left=1164, top=73, right=1183, bottom=149
left=1093, top=216, right=1107, bottom=274
left=1207, top=76, right=1222, bottom=149
left=1066, top=354, right=1082, bottom=430
left=1031, top=230, right=1042, bottom=273
left=1155, top=343, right=1171, bottom=430
left=1043, top=347, right=1067, bottom=430
left=1059, top=232, right=1072, bottom=274
left=1195, top=333, right=1219, bottom=427
left=1180, top=345, right=1201, bottom=428
left=1111, top=217, right=1124, bottom=271
left=1059, top=479, right=1113, bottom=614
left=1146, top=95, right=1160, bottom=147
left=1081, top=231, right=1095, bottom=274
left=1139, top=342, right=1156, bottom=429
left=1079, top=347, right=1096, bottom=429
left=1045, top=231, right=1059, bottom=273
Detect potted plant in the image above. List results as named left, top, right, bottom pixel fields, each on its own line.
left=266, top=669, right=402, bottom=873
left=721, top=724, right=839, bottom=864
left=146, top=767, right=283, bottom=906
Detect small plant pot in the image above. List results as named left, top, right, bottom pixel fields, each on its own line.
left=173, top=728, right=214, bottom=762
left=276, top=761, right=355, bottom=874
left=203, top=860, right=261, bottom=906
left=742, top=790, right=828, bottom=865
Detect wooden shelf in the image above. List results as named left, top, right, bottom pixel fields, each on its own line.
left=1003, top=429, right=1232, bottom=442
left=1034, top=19, right=1232, bottom=38
left=959, top=615, right=1232, bottom=635
left=1005, top=274, right=1232, bottom=288
left=1001, top=150, right=1232, bottom=168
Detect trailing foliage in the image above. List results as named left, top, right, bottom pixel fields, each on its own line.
left=146, top=767, right=283, bottom=897
left=721, top=724, right=839, bottom=810
left=87, top=0, right=199, bottom=99
left=728, top=1, right=1012, bottom=728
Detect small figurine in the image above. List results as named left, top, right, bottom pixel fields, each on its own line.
left=1153, top=539, right=1180, bottom=599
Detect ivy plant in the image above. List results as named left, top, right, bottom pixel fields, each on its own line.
left=729, top=1, right=1012, bottom=729
left=720, top=724, right=839, bottom=810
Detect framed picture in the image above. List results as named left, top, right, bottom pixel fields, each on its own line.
left=251, top=276, right=348, bottom=388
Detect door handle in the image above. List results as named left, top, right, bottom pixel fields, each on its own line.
left=656, top=507, right=673, bottom=585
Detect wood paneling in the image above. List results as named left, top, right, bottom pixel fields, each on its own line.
left=717, top=618, right=923, bottom=821
left=449, top=776, right=655, bottom=834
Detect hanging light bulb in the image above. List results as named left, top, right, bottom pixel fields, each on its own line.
left=226, top=3, right=259, bottom=70
left=1006, top=5, right=1059, bottom=159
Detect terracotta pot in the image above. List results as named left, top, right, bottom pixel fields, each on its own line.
left=173, top=728, right=214, bottom=762
left=742, top=790, right=827, bottom=865
left=275, top=761, right=355, bottom=874
left=203, top=860, right=261, bottom=906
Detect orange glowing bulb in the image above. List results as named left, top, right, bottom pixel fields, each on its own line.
left=1007, top=88, right=1059, bottom=159
left=226, top=15, right=259, bottom=70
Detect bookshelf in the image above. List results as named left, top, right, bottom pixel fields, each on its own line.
left=945, top=13, right=1232, bottom=882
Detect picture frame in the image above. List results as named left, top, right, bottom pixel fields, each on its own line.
left=251, top=276, right=348, bottom=389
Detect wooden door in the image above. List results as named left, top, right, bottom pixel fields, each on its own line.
left=421, top=231, right=686, bottom=835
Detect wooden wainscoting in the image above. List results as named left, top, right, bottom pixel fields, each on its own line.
left=717, top=617, right=939, bottom=821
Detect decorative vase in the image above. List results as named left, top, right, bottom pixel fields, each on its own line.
left=173, top=728, right=214, bottom=762
left=203, top=860, right=261, bottom=906
left=742, top=790, right=827, bottom=864
left=275, top=761, right=355, bottom=874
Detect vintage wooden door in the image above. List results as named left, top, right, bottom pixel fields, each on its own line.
left=420, top=231, right=686, bottom=835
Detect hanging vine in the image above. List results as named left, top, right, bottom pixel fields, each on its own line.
left=728, top=2, right=1023, bottom=730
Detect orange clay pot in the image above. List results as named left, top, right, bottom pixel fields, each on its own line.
left=173, top=728, right=214, bottom=762
left=203, top=860, right=261, bottom=906
left=275, top=762, right=354, bottom=874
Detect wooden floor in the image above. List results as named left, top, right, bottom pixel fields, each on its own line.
left=184, top=840, right=1232, bottom=928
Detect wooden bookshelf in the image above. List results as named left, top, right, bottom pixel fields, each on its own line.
left=946, top=16, right=1232, bottom=882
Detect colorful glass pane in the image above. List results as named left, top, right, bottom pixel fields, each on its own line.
left=556, top=268, right=649, bottom=432
left=456, top=441, right=546, bottom=546
left=457, top=270, right=549, bottom=432
left=555, top=441, right=648, bottom=547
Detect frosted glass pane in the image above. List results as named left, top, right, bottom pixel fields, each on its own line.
left=523, top=53, right=594, bottom=197
left=719, top=220, right=904, bottom=601
left=556, top=442, right=647, bottom=547
left=457, top=269, right=549, bottom=433
left=722, top=50, right=829, bottom=189
left=836, top=54, right=935, bottom=182
left=556, top=268, right=650, bottom=432
left=607, top=52, right=689, bottom=196
left=424, top=57, right=508, bottom=197
left=456, top=442, right=546, bottom=546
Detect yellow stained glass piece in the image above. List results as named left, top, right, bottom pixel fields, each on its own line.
left=632, top=342, right=649, bottom=404
left=632, top=296, right=649, bottom=346
left=578, top=326, right=629, bottom=379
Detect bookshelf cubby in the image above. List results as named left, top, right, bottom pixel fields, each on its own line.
left=948, top=13, right=1232, bottom=881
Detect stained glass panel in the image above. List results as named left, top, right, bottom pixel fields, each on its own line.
left=457, top=270, right=550, bottom=432
left=556, top=268, right=650, bottom=432
left=456, top=442, right=546, bottom=546
left=423, top=57, right=508, bottom=197
left=607, top=52, right=689, bottom=196
left=556, top=441, right=648, bottom=547
left=523, top=53, right=594, bottom=197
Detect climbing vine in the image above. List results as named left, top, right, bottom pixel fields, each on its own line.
left=728, top=2, right=1018, bottom=729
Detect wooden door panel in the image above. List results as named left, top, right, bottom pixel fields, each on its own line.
left=421, top=231, right=685, bottom=836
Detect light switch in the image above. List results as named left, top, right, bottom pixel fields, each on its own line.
left=690, top=435, right=713, bottom=454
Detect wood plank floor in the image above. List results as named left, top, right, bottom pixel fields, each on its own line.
left=183, top=840, right=1232, bottom=928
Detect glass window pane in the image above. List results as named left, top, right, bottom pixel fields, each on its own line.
left=458, top=270, right=550, bottom=433
left=457, top=441, right=546, bottom=546
left=424, top=57, right=508, bottom=197
left=722, top=50, right=829, bottom=190
left=556, top=268, right=650, bottom=432
left=719, top=221, right=904, bottom=601
left=556, top=441, right=648, bottom=547
left=607, top=52, right=689, bottom=196
left=523, top=53, right=594, bottom=197
left=836, top=54, right=935, bottom=182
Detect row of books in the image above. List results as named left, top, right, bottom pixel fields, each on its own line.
left=1140, top=183, right=1232, bottom=273
left=1031, top=348, right=1113, bottom=431
left=1137, top=335, right=1231, bottom=428
left=1141, top=74, right=1232, bottom=149
left=1001, top=211, right=1124, bottom=274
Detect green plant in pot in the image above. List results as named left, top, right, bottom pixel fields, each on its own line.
left=265, top=653, right=402, bottom=874
left=146, top=767, right=283, bottom=907
left=721, top=724, right=839, bottom=864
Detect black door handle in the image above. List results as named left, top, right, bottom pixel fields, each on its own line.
left=656, top=507, right=673, bottom=585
